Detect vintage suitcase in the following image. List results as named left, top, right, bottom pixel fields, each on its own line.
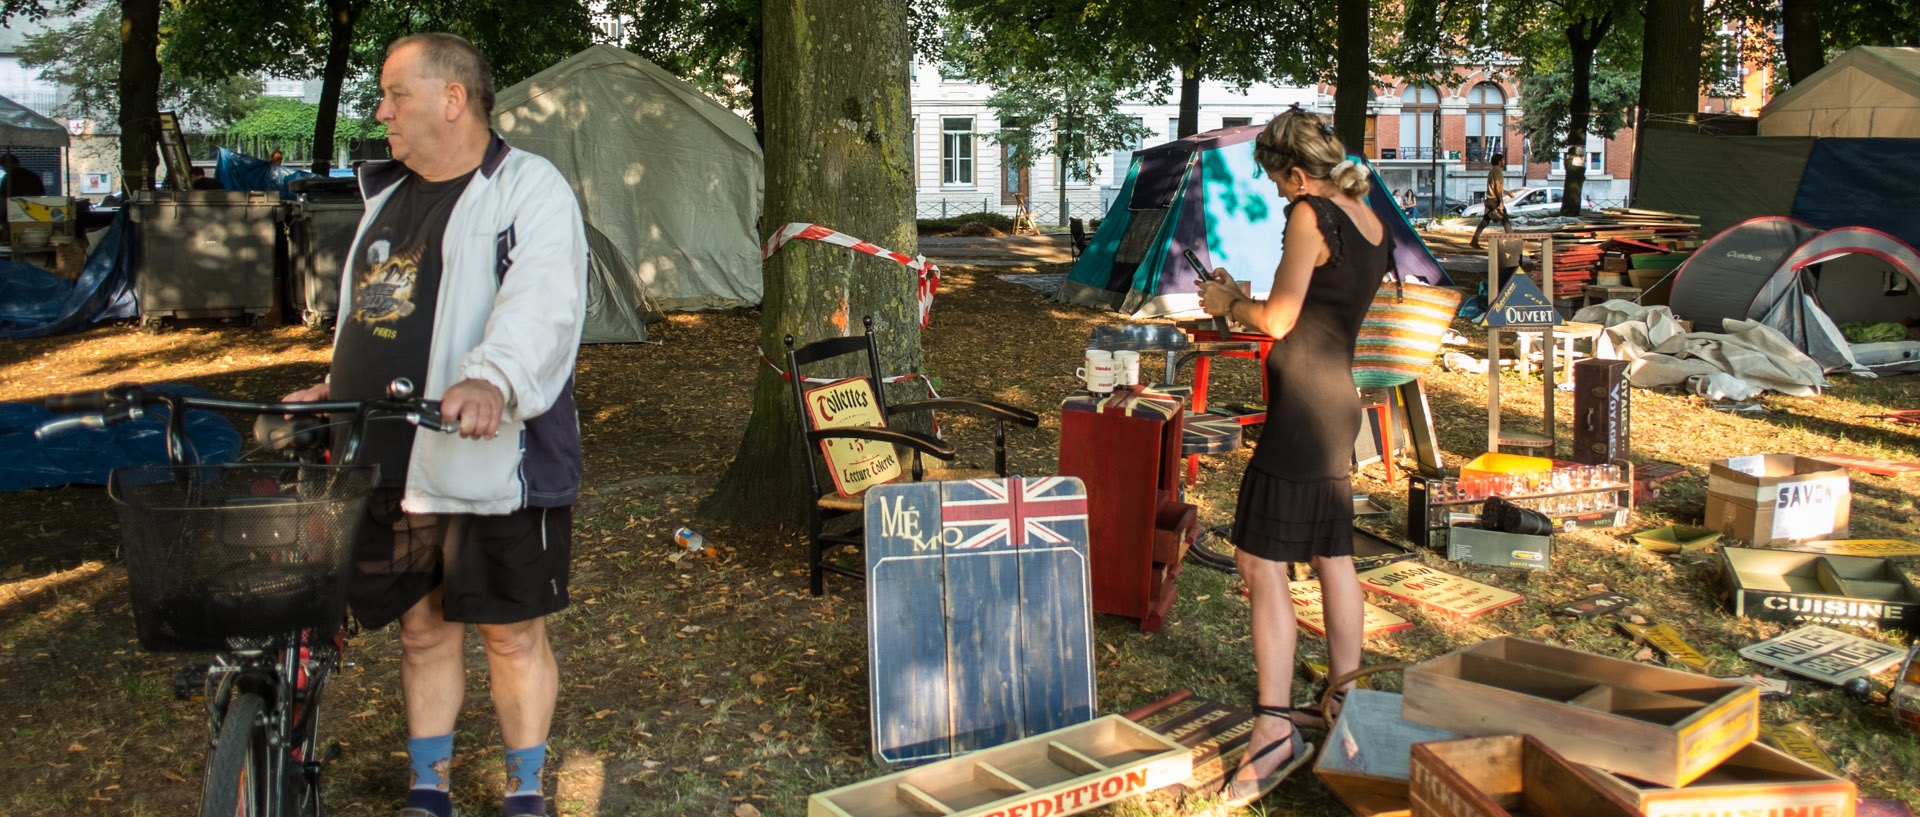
left=1571, top=358, right=1631, bottom=464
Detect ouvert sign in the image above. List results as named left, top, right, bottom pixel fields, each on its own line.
left=1483, top=273, right=1563, bottom=328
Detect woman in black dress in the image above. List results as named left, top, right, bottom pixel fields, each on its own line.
left=1197, top=109, right=1392, bottom=808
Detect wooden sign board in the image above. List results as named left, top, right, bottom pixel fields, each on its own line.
left=1739, top=625, right=1906, bottom=685
left=807, top=715, right=1190, bottom=817
left=1620, top=621, right=1716, bottom=674
left=1722, top=547, right=1920, bottom=631
left=1483, top=273, right=1563, bottom=328
left=1358, top=563, right=1523, bottom=618
left=1556, top=591, right=1634, bottom=619
left=1779, top=539, right=1920, bottom=562
left=1758, top=720, right=1841, bottom=776
left=1805, top=453, right=1920, bottom=477
left=1290, top=581, right=1411, bottom=637
left=1123, top=691, right=1252, bottom=797
left=806, top=378, right=901, bottom=497
left=864, top=477, right=1095, bottom=765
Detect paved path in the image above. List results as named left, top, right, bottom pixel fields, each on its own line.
left=919, top=233, right=1075, bottom=267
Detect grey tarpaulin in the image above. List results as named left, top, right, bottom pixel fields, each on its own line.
left=1634, top=130, right=1813, bottom=238
left=0, top=93, right=70, bottom=149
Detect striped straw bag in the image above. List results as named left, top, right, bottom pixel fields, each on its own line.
left=1352, top=271, right=1464, bottom=389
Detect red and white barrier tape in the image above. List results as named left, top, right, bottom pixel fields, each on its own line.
left=761, top=222, right=939, bottom=327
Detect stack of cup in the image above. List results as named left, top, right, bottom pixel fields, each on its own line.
left=1077, top=350, right=1116, bottom=393
left=1112, top=350, right=1141, bottom=388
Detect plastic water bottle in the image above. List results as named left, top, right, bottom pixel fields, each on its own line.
left=674, top=527, right=713, bottom=556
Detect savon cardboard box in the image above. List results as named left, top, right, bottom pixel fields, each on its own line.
left=1705, top=454, right=1850, bottom=545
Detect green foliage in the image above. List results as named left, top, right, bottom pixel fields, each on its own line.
left=221, top=97, right=385, bottom=144
left=17, top=6, right=262, bottom=129
left=981, top=69, right=1149, bottom=184
left=609, top=0, right=758, bottom=122
left=1516, top=63, right=1638, bottom=162
left=342, top=0, right=595, bottom=119
left=162, top=0, right=323, bottom=82
left=915, top=210, right=1015, bottom=234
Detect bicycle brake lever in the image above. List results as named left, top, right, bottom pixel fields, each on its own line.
left=34, top=414, right=106, bottom=439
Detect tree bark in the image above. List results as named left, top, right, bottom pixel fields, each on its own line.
left=1332, top=0, right=1370, bottom=152
left=701, top=0, right=920, bottom=529
left=1637, top=0, right=1703, bottom=133
left=310, top=0, right=363, bottom=175
left=118, top=0, right=162, bottom=193
left=1560, top=12, right=1612, bottom=216
left=1781, top=0, right=1823, bottom=86
left=1176, top=67, right=1200, bottom=137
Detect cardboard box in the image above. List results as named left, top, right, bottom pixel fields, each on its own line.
left=1444, top=523, right=1551, bottom=571
left=1706, top=454, right=1850, bottom=545
left=1410, top=735, right=1641, bottom=817
left=1721, top=547, right=1920, bottom=631
left=1402, top=637, right=1760, bottom=788
left=1578, top=741, right=1855, bottom=817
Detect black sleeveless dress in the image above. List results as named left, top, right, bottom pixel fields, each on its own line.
left=1230, top=195, right=1393, bottom=563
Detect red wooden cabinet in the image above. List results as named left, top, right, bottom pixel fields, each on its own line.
left=1058, top=387, right=1197, bottom=631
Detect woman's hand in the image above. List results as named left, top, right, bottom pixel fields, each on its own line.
left=1199, top=279, right=1240, bottom=317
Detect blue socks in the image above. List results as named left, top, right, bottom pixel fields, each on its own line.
left=404, top=733, right=454, bottom=817
left=502, top=743, right=547, bottom=816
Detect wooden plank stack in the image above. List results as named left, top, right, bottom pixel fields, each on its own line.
left=1521, top=207, right=1703, bottom=300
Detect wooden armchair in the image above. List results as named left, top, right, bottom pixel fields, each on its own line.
left=787, top=317, right=1041, bottom=596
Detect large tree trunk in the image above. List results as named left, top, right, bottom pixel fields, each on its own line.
left=1560, top=13, right=1612, bottom=217
left=1637, top=0, right=1703, bottom=132
left=1781, top=0, right=1823, bottom=85
left=701, top=0, right=920, bottom=528
left=118, top=0, right=162, bottom=193
left=1176, top=67, right=1200, bottom=137
left=310, top=0, right=364, bottom=175
left=1332, top=0, right=1370, bottom=152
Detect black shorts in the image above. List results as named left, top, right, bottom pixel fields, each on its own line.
left=347, top=488, right=572, bottom=629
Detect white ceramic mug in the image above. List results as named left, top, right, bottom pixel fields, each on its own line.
left=1112, top=350, right=1141, bottom=386
left=1075, top=350, right=1117, bottom=393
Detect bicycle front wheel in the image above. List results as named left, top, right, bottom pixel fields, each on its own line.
left=201, top=691, right=270, bottom=817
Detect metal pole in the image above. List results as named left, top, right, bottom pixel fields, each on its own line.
left=1429, top=108, right=1440, bottom=217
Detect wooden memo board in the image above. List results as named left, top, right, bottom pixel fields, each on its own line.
left=864, top=477, right=1097, bottom=765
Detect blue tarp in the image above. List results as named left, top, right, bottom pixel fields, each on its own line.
left=1791, top=138, right=1920, bottom=252
left=0, top=385, right=243, bottom=492
left=215, top=147, right=319, bottom=197
left=0, top=209, right=137, bottom=338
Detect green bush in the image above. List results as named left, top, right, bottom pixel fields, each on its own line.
left=916, top=210, right=1016, bottom=235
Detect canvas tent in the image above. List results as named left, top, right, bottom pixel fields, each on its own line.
left=1667, top=216, right=1920, bottom=374
left=494, top=45, right=764, bottom=314
left=1057, top=124, right=1448, bottom=318
left=0, top=94, right=68, bottom=148
left=1760, top=47, right=1920, bottom=138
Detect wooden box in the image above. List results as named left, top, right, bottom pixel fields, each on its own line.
left=1721, top=546, right=1920, bottom=631
left=1409, top=735, right=1641, bottom=817
left=1401, top=637, right=1760, bottom=787
left=807, top=715, right=1190, bottom=817
left=1313, top=689, right=1464, bottom=817
left=1579, top=741, right=1856, bottom=817
left=1706, top=454, right=1850, bottom=545
left=1445, top=523, right=1551, bottom=571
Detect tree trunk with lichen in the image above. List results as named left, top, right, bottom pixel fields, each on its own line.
left=701, top=0, right=920, bottom=529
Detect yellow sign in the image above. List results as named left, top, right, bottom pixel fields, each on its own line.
left=1621, top=621, right=1716, bottom=674
left=1783, top=539, right=1920, bottom=561
left=1759, top=721, right=1840, bottom=775
left=1291, top=582, right=1410, bottom=637
left=1357, top=563, right=1523, bottom=618
left=804, top=378, right=900, bottom=497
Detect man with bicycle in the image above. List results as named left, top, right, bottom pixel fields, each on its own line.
left=286, top=32, right=586, bottom=817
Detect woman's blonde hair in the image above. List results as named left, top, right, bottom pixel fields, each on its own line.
left=1253, top=108, right=1370, bottom=198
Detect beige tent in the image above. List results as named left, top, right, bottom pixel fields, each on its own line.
left=1759, top=46, right=1920, bottom=138
left=495, top=45, right=764, bottom=312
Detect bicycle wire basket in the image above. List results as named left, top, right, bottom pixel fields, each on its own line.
left=109, top=464, right=379, bottom=652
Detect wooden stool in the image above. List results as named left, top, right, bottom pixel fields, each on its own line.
left=1511, top=321, right=1607, bottom=384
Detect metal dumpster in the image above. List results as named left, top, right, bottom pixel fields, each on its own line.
left=287, top=177, right=364, bottom=329
left=129, top=190, right=286, bottom=330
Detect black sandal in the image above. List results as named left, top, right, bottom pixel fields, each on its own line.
left=1289, top=686, right=1349, bottom=731
left=1220, top=704, right=1315, bottom=809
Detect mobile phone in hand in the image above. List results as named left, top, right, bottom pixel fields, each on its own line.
left=1182, top=249, right=1215, bottom=286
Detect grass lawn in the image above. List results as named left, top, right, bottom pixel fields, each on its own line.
left=0, top=259, right=1916, bottom=816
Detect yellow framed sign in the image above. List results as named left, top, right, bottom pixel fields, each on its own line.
left=804, top=378, right=902, bottom=497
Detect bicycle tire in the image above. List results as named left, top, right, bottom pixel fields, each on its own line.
left=201, top=691, right=269, bottom=817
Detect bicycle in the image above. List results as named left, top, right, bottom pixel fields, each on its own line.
left=38, top=379, right=446, bottom=817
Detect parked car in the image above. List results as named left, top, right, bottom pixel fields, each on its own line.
left=1460, top=187, right=1598, bottom=218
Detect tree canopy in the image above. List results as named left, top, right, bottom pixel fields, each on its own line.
left=17, top=6, right=262, bottom=130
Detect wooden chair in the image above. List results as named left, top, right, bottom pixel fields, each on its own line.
left=787, top=317, right=1041, bottom=596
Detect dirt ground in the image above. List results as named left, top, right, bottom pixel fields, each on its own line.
left=1, top=241, right=1917, bottom=816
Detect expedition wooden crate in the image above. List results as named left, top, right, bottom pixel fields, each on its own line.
left=1409, top=735, right=1641, bottom=817
left=1578, top=741, right=1856, bottom=817
left=807, top=715, right=1190, bottom=817
left=1401, top=637, right=1760, bottom=788
left=1313, top=689, right=1464, bottom=817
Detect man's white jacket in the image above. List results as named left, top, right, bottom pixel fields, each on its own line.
left=339, top=134, right=587, bottom=515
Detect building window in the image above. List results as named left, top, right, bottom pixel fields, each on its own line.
left=1167, top=118, right=1181, bottom=142
left=1550, top=133, right=1607, bottom=175
left=1465, top=82, right=1505, bottom=167
left=1222, top=116, right=1251, bottom=128
left=1397, top=85, right=1439, bottom=160
left=1001, top=140, right=1028, bottom=205
left=1115, top=117, right=1144, bottom=185
left=942, top=117, right=973, bottom=185
left=1057, top=127, right=1090, bottom=187
left=1363, top=115, right=1376, bottom=159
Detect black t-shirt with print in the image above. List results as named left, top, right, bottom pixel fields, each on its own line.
left=330, top=170, right=474, bottom=486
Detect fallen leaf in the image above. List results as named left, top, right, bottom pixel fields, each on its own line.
left=2, top=564, right=23, bottom=580
left=1628, top=614, right=1648, bottom=625
left=681, top=625, right=703, bottom=634
left=67, top=742, right=85, bottom=752
left=735, top=804, right=762, bottom=817
left=351, top=709, right=378, bottom=719
left=750, top=672, right=770, bottom=687
left=1634, top=646, right=1655, bottom=661
left=590, top=709, right=614, bottom=720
